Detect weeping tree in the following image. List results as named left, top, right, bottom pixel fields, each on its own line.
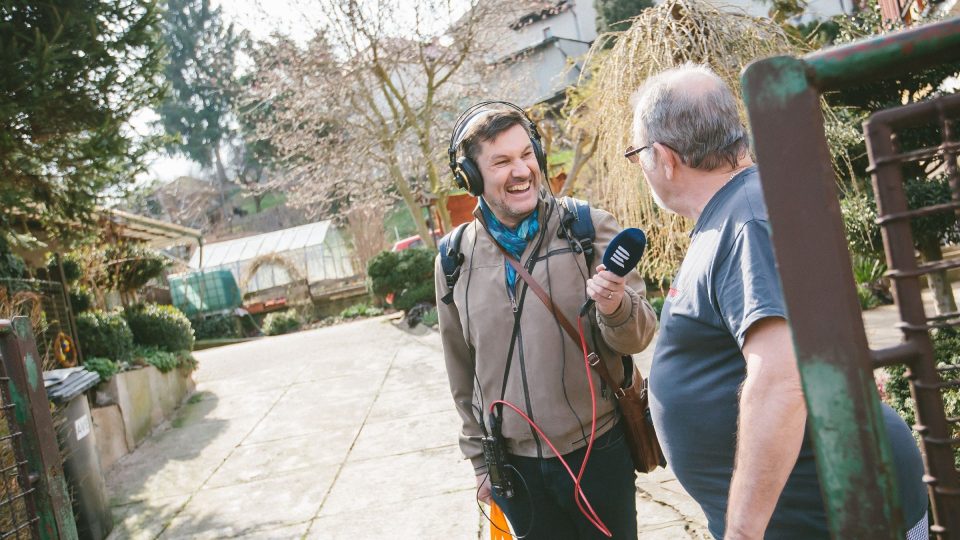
left=576, top=0, right=804, bottom=282
left=595, top=0, right=654, bottom=33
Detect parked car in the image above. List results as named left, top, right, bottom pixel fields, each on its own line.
left=391, top=230, right=441, bottom=252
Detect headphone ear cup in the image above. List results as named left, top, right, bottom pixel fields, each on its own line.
left=457, top=156, right=484, bottom=197
left=531, top=137, right=547, bottom=175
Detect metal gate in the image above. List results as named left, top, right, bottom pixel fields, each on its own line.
left=0, top=280, right=82, bottom=372
left=742, top=17, right=960, bottom=539
left=0, top=318, right=77, bottom=539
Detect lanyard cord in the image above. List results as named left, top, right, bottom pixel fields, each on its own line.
left=491, top=245, right=612, bottom=538
left=488, top=315, right=611, bottom=538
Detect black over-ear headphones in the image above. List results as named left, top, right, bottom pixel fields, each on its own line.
left=447, top=101, right=547, bottom=197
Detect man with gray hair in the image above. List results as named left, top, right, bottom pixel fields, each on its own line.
left=629, top=64, right=929, bottom=539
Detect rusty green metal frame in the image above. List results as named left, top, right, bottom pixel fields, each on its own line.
left=742, top=16, right=960, bottom=540
left=0, top=318, right=78, bottom=540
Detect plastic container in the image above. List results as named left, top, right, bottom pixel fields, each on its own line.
left=46, top=369, right=112, bottom=540
left=168, top=270, right=242, bottom=316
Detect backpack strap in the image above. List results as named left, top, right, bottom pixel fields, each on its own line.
left=438, top=223, right=468, bottom=305
left=559, top=196, right=595, bottom=267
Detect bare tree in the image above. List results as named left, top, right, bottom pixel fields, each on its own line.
left=242, top=0, right=526, bottom=249
left=346, top=203, right=388, bottom=276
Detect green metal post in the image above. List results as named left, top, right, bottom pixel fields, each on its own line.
left=742, top=57, right=905, bottom=539
left=0, top=317, right=79, bottom=540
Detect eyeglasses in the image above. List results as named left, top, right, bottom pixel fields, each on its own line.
left=624, top=144, right=651, bottom=164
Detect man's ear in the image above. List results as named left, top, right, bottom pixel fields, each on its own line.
left=653, top=142, right=678, bottom=178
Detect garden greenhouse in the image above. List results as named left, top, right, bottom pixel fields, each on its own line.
left=182, top=220, right=356, bottom=296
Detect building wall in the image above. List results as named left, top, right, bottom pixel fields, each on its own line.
left=499, top=38, right=591, bottom=105
left=505, top=1, right=598, bottom=55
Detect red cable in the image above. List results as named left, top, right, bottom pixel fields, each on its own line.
left=488, top=315, right=611, bottom=538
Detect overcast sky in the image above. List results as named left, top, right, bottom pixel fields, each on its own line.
left=141, top=0, right=470, bottom=186
left=141, top=0, right=321, bottom=185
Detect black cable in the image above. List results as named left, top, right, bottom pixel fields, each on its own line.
left=475, top=467, right=534, bottom=539
left=544, top=233, right=589, bottom=443
left=463, top=226, right=486, bottom=418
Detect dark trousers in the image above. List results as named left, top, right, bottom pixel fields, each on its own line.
left=491, top=422, right=638, bottom=540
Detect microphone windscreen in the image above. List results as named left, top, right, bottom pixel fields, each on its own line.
left=601, top=228, right=647, bottom=277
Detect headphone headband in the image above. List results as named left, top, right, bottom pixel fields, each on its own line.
left=447, top=100, right=545, bottom=197
left=447, top=101, right=541, bottom=168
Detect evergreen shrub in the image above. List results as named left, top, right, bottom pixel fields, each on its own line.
left=262, top=309, right=302, bottom=336
left=76, top=310, right=134, bottom=361
left=124, top=303, right=195, bottom=352
left=191, top=314, right=242, bottom=340
left=367, top=248, right=437, bottom=311
left=69, top=285, right=94, bottom=314
left=884, top=326, right=960, bottom=468
left=83, top=357, right=120, bottom=382
left=133, top=346, right=178, bottom=373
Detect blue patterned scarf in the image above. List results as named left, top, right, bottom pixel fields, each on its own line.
left=479, top=197, right=540, bottom=294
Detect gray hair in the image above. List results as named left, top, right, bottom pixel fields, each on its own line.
left=630, top=64, right=749, bottom=170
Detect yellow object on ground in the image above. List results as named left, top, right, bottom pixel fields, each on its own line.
left=490, top=502, right=511, bottom=540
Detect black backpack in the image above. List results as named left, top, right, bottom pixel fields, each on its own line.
left=438, top=196, right=595, bottom=305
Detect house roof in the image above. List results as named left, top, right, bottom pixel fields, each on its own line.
left=188, top=220, right=332, bottom=270
left=509, top=0, right=572, bottom=30
left=105, top=209, right=202, bottom=248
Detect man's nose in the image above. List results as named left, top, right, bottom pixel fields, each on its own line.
left=510, top=158, right=529, bottom=177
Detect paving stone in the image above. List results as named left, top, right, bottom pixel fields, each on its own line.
left=307, top=489, right=479, bottom=540
left=104, top=318, right=715, bottom=539
left=161, top=468, right=335, bottom=539
left=107, top=495, right=189, bottom=540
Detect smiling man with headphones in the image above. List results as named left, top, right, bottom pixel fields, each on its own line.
left=435, top=102, right=659, bottom=539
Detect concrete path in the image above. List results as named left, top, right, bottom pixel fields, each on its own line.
left=105, top=291, right=924, bottom=540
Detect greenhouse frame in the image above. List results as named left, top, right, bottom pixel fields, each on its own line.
left=184, top=220, right=356, bottom=295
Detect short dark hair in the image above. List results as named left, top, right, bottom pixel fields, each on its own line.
left=459, top=107, right=532, bottom=163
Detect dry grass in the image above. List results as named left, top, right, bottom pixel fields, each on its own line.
left=0, top=403, right=33, bottom=538
left=576, top=0, right=806, bottom=281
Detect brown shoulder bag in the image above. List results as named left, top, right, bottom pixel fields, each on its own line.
left=498, top=247, right=665, bottom=473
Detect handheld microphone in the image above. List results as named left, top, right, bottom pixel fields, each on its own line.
left=579, top=228, right=647, bottom=316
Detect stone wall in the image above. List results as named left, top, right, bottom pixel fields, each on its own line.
left=90, top=366, right=195, bottom=471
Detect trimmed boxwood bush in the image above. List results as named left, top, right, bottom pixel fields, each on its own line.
left=76, top=310, right=134, bottom=362
left=191, top=314, right=242, bottom=340
left=262, top=309, right=302, bottom=336
left=367, top=248, right=437, bottom=311
left=124, top=303, right=195, bottom=352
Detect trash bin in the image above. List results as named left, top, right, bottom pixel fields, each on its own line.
left=45, top=367, right=113, bottom=540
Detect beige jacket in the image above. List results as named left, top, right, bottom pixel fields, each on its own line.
left=435, top=196, right=658, bottom=473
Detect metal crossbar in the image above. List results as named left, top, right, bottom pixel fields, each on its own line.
left=743, top=15, right=960, bottom=540
left=863, top=90, right=960, bottom=540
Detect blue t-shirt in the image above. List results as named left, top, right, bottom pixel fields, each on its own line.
left=650, top=167, right=927, bottom=539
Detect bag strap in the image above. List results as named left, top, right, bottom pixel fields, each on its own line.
left=494, top=243, right=626, bottom=397
left=438, top=223, right=469, bottom=305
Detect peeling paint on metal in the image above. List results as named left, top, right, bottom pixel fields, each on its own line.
left=25, top=353, right=38, bottom=389
left=799, top=358, right=902, bottom=536
left=742, top=56, right=810, bottom=111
